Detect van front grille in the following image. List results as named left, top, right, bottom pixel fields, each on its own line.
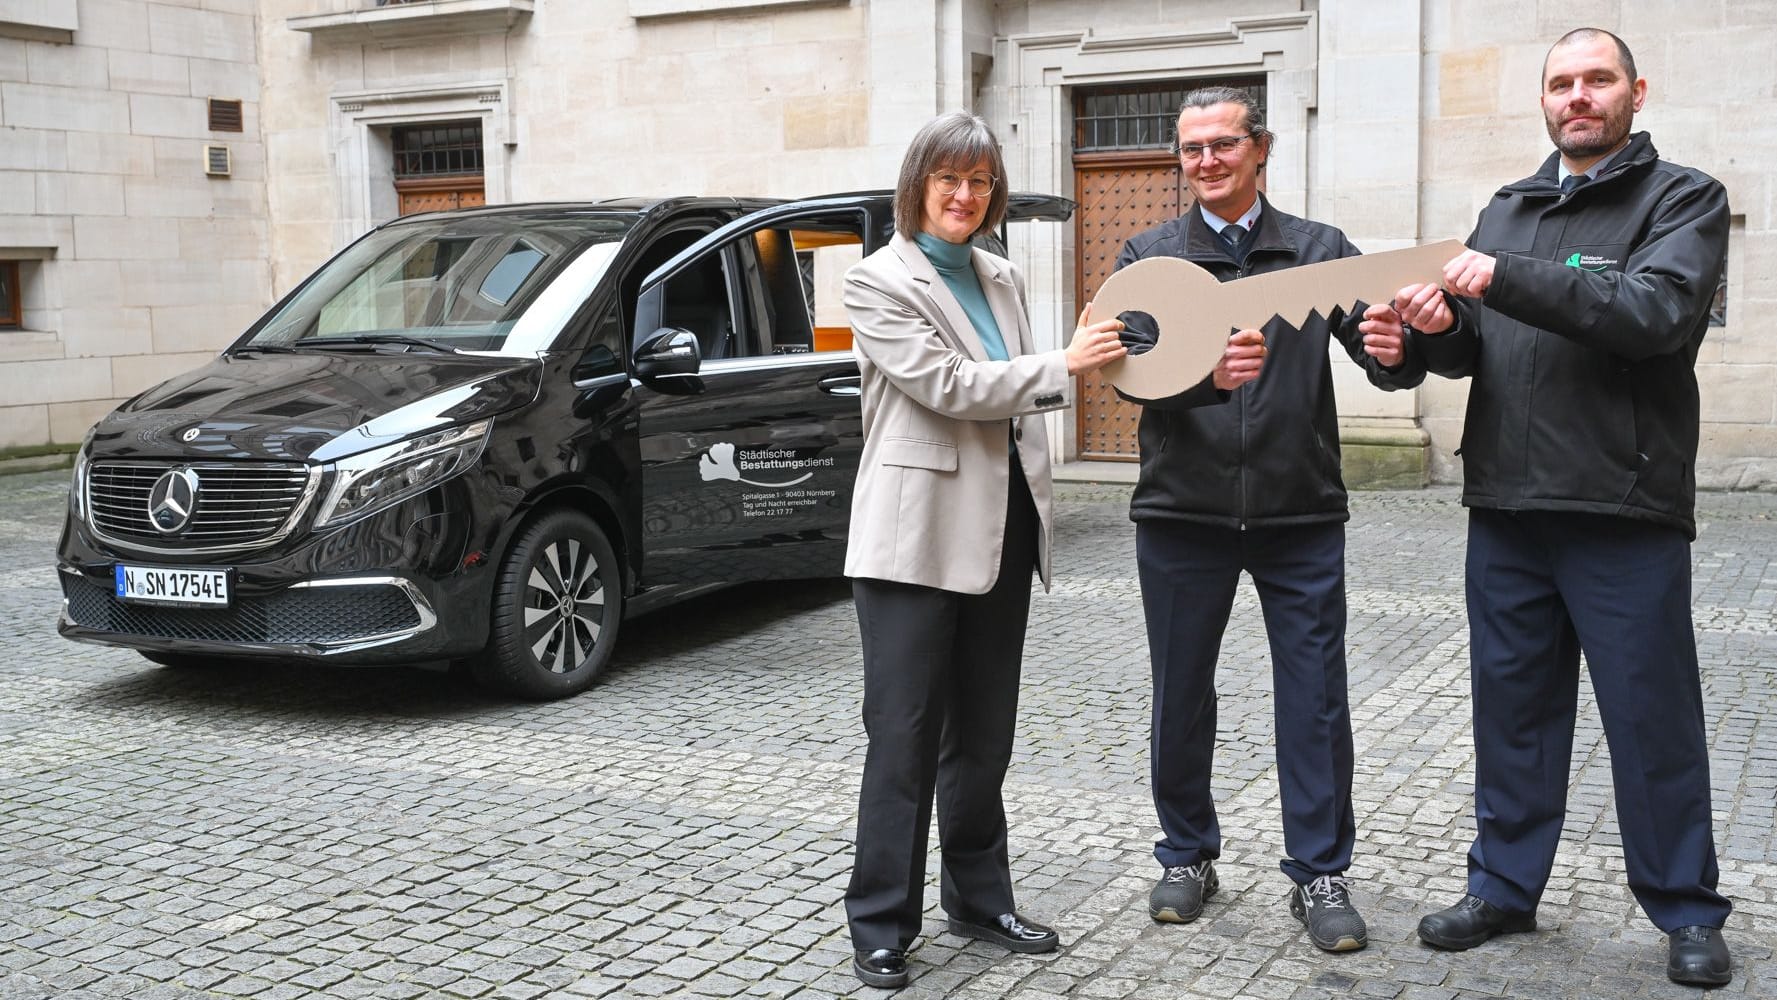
left=87, top=461, right=316, bottom=550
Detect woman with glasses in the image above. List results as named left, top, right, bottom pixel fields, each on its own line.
left=840, top=111, right=1126, bottom=990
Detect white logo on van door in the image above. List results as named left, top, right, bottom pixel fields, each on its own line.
left=699, top=442, right=840, bottom=518
left=699, top=441, right=832, bottom=488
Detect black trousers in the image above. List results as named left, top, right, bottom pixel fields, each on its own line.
left=1136, top=518, right=1356, bottom=885
left=1463, top=509, right=1731, bottom=931
left=845, top=462, right=1037, bottom=952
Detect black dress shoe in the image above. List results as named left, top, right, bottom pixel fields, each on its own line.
left=946, top=912, right=1060, bottom=954
left=1667, top=926, right=1731, bottom=986
left=1416, top=894, right=1536, bottom=950
left=853, top=948, right=909, bottom=989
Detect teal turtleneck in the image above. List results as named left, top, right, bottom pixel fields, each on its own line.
left=912, top=231, right=1009, bottom=362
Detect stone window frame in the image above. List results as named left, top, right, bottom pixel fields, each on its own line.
left=0, top=261, right=19, bottom=329
left=329, top=82, right=512, bottom=248
left=985, top=13, right=1321, bottom=455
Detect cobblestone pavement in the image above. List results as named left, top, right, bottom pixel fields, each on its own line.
left=1, top=468, right=1772, bottom=1000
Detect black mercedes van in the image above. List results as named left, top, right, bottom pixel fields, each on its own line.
left=57, top=192, right=1071, bottom=699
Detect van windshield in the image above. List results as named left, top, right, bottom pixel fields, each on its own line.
left=242, top=214, right=635, bottom=354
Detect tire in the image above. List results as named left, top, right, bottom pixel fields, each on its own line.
left=475, top=508, right=623, bottom=699
left=140, top=650, right=231, bottom=669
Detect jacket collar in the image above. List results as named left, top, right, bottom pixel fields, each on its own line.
left=1184, top=193, right=1293, bottom=263
left=887, top=231, right=1022, bottom=361
left=1506, top=130, right=1658, bottom=196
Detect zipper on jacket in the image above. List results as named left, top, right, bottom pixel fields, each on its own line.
left=1237, top=260, right=1253, bottom=530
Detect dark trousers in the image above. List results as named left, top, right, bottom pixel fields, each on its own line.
left=1463, top=509, right=1731, bottom=930
left=1136, top=519, right=1356, bottom=884
left=845, top=465, right=1038, bottom=952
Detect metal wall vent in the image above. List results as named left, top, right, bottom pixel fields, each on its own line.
left=208, top=98, right=243, bottom=132
left=204, top=145, right=232, bottom=177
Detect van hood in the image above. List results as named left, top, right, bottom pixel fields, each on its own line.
left=88, top=352, right=542, bottom=463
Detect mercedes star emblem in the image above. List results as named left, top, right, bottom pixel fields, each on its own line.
left=148, top=467, right=201, bottom=534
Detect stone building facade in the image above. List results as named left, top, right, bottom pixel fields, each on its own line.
left=3, top=0, right=1773, bottom=489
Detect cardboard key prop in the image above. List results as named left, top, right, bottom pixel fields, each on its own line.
left=1091, top=239, right=1466, bottom=401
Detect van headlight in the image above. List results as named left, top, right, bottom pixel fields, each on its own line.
left=314, top=419, right=492, bottom=528
left=69, top=433, right=92, bottom=521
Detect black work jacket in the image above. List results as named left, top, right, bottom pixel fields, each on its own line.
left=1410, top=133, right=1728, bottom=539
left=1114, top=198, right=1425, bottom=528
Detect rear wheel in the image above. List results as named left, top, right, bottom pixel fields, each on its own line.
left=475, top=509, right=622, bottom=699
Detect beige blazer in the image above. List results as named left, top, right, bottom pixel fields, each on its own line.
left=842, top=232, right=1073, bottom=595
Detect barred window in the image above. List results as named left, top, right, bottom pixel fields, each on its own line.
left=392, top=121, right=484, bottom=179
left=1074, top=78, right=1267, bottom=153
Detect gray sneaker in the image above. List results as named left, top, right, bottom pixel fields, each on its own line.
left=1149, top=861, right=1218, bottom=923
left=1289, top=874, right=1368, bottom=952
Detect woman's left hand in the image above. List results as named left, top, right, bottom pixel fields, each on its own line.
left=1065, top=303, right=1129, bottom=375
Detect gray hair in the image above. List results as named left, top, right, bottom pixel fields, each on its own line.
left=892, top=112, right=1009, bottom=240
left=1177, top=85, right=1273, bottom=168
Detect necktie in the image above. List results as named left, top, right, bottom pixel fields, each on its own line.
left=1561, top=174, right=1589, bottom=194
left=1221, top=223, right=1247, bottom=249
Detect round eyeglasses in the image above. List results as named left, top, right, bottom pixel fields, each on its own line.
left=929, top=171, right=997, bottom=198
left=1177, top=134, right=1254, bottom=161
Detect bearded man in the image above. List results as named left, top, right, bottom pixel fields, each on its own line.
left=1388, top=27, right=1735, bottom=987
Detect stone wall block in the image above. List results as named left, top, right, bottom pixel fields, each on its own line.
left=783, top=89, right=867, bottom=151
left=0, top=405, right=50, bottom=449
left=1534, top=0, right=1623, bottom=37
left=1669, top=28, right=1777, bottom=104
left=61, top=307, right=153, bottom=359
left=177, top=217, right=268, bottom=260
left=1427, top=116, right=1546, bottom=185
left=1449, top=0, right=1541, bottom=46
left=1699, top=424, right=1777, bottom=488
left=1328, top=51, right=1418, bottom=122
left=187, top=56, right=258, bottom=103
left=1726, top=1, right=1777, bottom=25
left=0, top=126, right=65, bottom=170
left=61, top=0, right=148, bottom=53
left=0, top=37, right=24, bottom=82
left=26, top=40, right=110, bottom=89
left=107, top=49, right=190, bottom=96
left=1438, top=48, right=1500, bottom=117
left=35, top=170, right=125, bottom=216
left=0, top=81, right=130, bottom=133
left=63, top=131, right=155, bottom=175
left=1622, top=1, right=1725, bottom=35
left=146, top=5, right=255, bottom=64
left=0, top=357, right=112, bottom=407
left=121, top=175, right=220, bottom=218
left=149, top=303, right=265, bottom=354
left=128, top=92, right=206, bottom=138
left=1698, top=363, right=1776, bottom=424
left=0, top=169, right=33, bottom=212
left=73, top=216, right=179, bottom=261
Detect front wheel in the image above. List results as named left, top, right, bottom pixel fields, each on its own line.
left=474, top=509, right=623, bottom=699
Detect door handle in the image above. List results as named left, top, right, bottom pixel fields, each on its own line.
left=818, top=373, right=861, bottom=397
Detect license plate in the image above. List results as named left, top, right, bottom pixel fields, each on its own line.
left=114, top=564, right=231, bottom=607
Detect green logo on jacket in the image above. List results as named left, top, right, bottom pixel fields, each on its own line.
left=1564, top=251, right=1614, bottom=272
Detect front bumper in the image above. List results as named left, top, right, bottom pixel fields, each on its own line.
left=59, top=572, right=439, bottom=658
left=56, top=477, right=499, bottom=665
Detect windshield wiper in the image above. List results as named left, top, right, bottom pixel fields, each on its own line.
left=286, top=334, right=461, bottom=353
left=232, top=343, right=303, bottom=355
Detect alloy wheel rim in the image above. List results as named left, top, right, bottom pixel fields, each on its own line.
left=522, top=537, right=605, bottom=673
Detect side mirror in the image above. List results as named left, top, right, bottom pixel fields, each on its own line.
left=634, top=327, right=703, bottom=393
